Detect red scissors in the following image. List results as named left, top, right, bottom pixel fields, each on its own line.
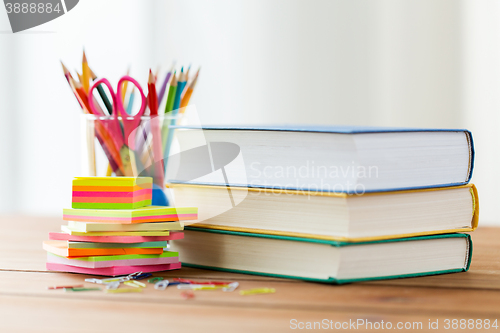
left=88, top=76, right=147, bottom=176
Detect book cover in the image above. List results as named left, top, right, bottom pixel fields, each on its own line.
left=180, top=227, right=473, bottom=284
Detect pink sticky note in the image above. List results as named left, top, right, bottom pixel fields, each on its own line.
left=46, top=262, right=182, bottom=276
left=47, top=253, right=179, bottom=268
left=48, top=231, right=184, bottom=243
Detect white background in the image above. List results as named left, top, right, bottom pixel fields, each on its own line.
left=0, top=0, right=498, bottom=224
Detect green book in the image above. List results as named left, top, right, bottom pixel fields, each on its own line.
left=169, top=227, right=472, bottom=284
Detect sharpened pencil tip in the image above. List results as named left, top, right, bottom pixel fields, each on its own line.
left=82, top=50, right=87, bottom=63
left=60, top=61, right=69, bottom=74
left=89, top=67, right=97, bottom=80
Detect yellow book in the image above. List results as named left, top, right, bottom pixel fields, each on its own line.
left=170, top=183, right=478, bottom=242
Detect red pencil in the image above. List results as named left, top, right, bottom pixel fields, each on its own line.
left=148, top=70, right=159, bottom=115
left=147, top=70, right=164, bottom=186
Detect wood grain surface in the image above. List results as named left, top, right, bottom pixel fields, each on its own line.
left=1, top=216, right=498, bottom=332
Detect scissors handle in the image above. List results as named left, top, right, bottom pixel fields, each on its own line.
left=115, top=76, right=147, bottom=150
left=116, top=75, right=147, bottom=118
left=88, top=78, right=117, bottom=116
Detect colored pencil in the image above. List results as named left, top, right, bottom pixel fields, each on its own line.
left=173, top=68, right=186, bottom=111
left=158, top=63, right=175, bottom=105
left=76, top=71, right=83, bottom=84
left=164, top=72, right=177, bottom=113
left=126, top=88, right=135, bottom=115
left=148, top=71, right=165, bottom=186
left=82, top=51, right=91, bottom=93
left=61, top=61, right=85, bottom=110
left=161, top=71, right=177, bottom=164
left=61, top=61, right=72, bottom=82
left=70, top=78, right=92, bottom=113
left=147, top=70, right=159, bottom=115
left=121, top=67, right=130, bottom=103
left=89, top=67, right=113, bottom=115
left=71, top=69, right=117, bottom=175
left=61, top=64, right=96, bottom=175
left=180, top=68, right=199, bottom=110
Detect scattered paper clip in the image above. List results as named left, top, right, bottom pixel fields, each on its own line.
left=154, top=280, right=169, bottom=290
left=85, top=272, right=143, bottom=284
left=192, top=285, right=224, bottom=291
left=239, top=288, right=276, bottom=296
left=222, top=282, right=239, bottom=292
left=132, top=273, right=152, bottom=280
left=166, top=281, right=189, bottom=287
left=173, top=278, right=231, bottom=285
left=105, top=281, right=120, bottom=290
left=132, top=280, right=146, bottom=287
left=148, top=277, right=163, bottom=283
left=105, top=288, right=143, bottom=294
left=177, top=284, right=212, bottom=290
left=48, top=284, right=83, bottom=290
left=181, top=290, right=195, bottom=300
left=124, top=280, right=146, bottom=288
left=65, top=287, right=101, bottom=292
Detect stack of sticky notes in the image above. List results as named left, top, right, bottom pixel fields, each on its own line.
left=71, top=177, right=153, bottom=209
left=44, top=177, right=198, bottom=276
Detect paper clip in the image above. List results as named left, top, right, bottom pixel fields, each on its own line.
left=154, top=280, right=169, bottom=290
left=86, top=278, right=116, bottom=284
left=86, top=272, right=143, bottom=285
left=127, top=271, right=143, bottom=279
left=124, top=281, right=145, bottom=288
left=173, top=278, right=230, bottom=285
left=132, top=280, right=146, bottom=287
left=105, top=288, right=143, bottom=294
left=132, top=273, right=152, bottom=280
left=148, top=277, right=164, bottom=283
left=48, top=284, right=84, bottom=290
left=105, top=281, right=120, bottom=290
left=177, top=284, right=208, bottom=290
left=191, top=285, right=223, bottom=291
left=239, top=288, right=276, bottom=296
left=65, top=287, right=101, bottom=292
left=222, top=282, right=239, bottom=292
left=166, top=281, right=189, bottom=287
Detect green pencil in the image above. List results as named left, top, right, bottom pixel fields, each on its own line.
left=164, top=72, right=177, bottom=113
left=89, top=67, right=113, bottom=115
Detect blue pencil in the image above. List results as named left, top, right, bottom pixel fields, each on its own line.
left=126, top=88, right=135, bottom=114
left=172, top=67, right=186, bottom=111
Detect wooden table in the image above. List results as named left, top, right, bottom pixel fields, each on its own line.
left=1, top=216, right=499, bottom=332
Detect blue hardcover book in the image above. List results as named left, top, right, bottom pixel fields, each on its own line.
left=166, top=125, right=474, bottom=193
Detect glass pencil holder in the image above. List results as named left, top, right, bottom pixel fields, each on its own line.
left=81, top=113, right=183, bottom=206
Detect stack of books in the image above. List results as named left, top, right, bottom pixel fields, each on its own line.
left=168, top=126, right=478, bottom=283
left=43, top=177, right=198, bottom=276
